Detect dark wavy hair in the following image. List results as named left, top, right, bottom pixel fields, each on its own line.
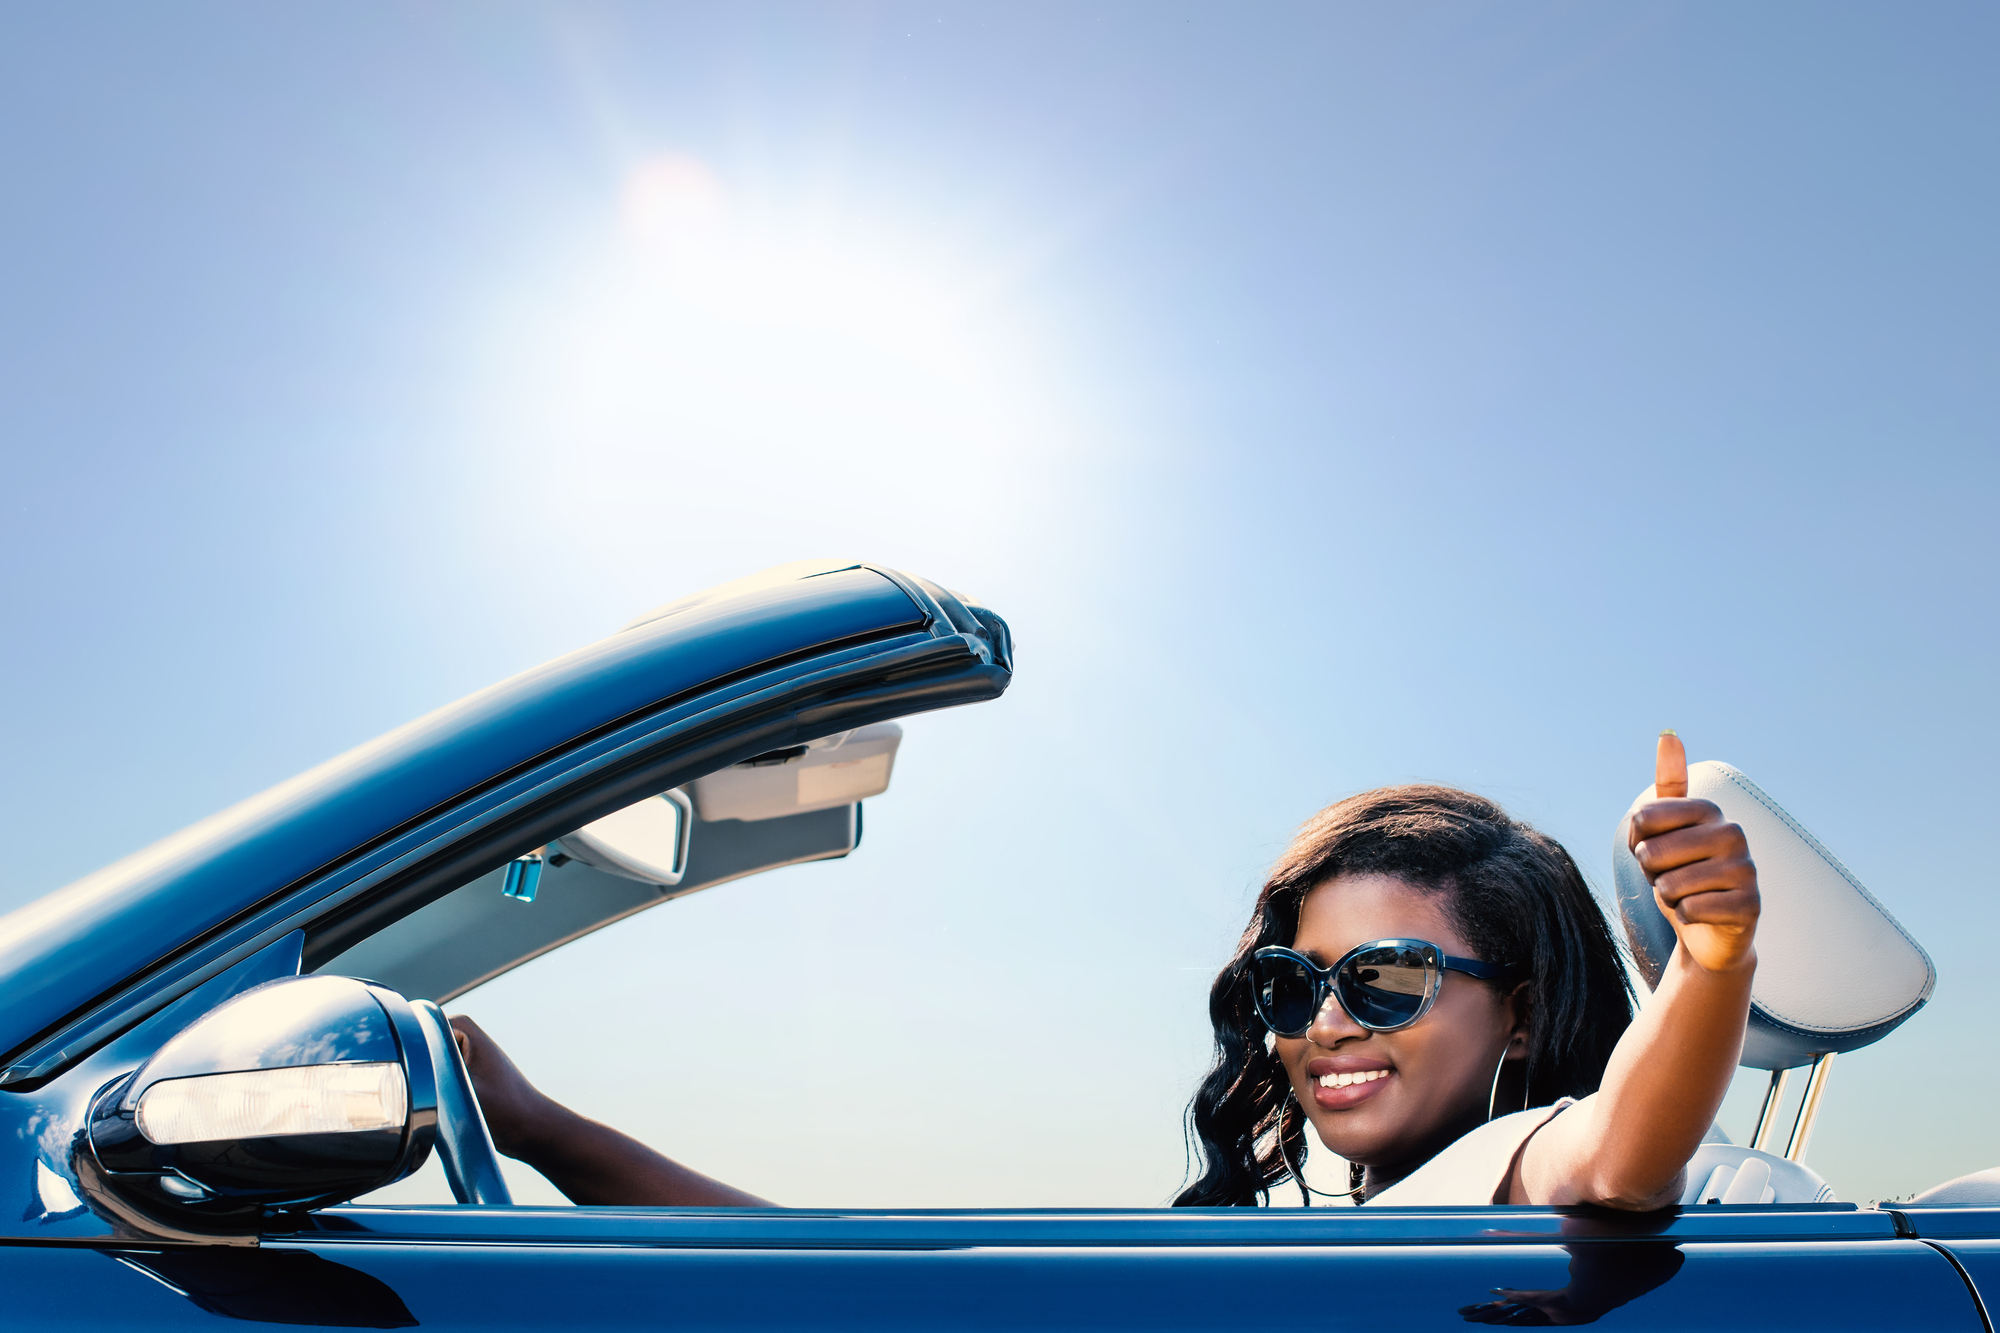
left=1173, top=785, right=1634, bottom=1207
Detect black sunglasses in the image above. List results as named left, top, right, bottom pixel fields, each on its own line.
left=1249, top=939, right=1510, bottom=1037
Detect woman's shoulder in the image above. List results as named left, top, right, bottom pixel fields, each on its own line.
left=1365, top=1096, right=1581, bottom=1207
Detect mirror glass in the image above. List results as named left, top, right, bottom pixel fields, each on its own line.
left=557, top=790, right=690, bottom=886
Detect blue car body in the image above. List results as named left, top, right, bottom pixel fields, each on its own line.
left=1, top=562, right=1995, bottom=1330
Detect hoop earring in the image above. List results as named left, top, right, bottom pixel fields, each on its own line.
left=1483, top=1039, right=1533, bottom=1121
left=1485, top=1041, right=1511, bottom=1123
left=1276, top=1090, right=1366, bottom=1205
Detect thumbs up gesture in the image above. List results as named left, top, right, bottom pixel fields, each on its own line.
left=1626, top=733, right=1761, bottom=975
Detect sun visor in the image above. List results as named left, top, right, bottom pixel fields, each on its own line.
left=1611, top=760, right=1934, bottom=1070
left=689, top=723, right=902, bottom=822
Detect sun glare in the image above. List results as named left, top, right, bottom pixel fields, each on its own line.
left=459, top=150, right=1055, bottom=573
left=607, top=152, right=974, bottom=375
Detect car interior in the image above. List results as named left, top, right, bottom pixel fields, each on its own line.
left=313, top=723, right=902, bottom=1006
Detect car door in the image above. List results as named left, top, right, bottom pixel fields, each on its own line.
left=1, top=1202, right=1986, bottom=1330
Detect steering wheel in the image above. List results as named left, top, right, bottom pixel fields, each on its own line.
left=409, top=999, right=514, bottom=1205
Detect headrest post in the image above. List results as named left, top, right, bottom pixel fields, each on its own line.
left=1784, top=1054, right=1836, bottom=1163
left=1750, top=1068, right=1792, bottom=1153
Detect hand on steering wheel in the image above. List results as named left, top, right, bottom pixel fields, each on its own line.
left=449, top=1014, right=566, bottom=1161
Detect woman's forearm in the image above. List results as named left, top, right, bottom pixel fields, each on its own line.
left=1567, top=944, right=1753, bottom=1206
left=1519, top=737, right=1761, bottom=1209
left=506, top=1102, right=773, bottom=1207
left=450, top=1013, right=770, bottom=1208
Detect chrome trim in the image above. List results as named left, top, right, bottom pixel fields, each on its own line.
left=288, top=1201, right=1893, bottom=1248
left=365, top=983, right=440, bottom=1174
left=1751, top=1067, right=1792, bottom=1152
left=1785, top=1052, right=1836, bottom=1162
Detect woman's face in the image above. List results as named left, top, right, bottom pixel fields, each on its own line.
left=1276, top=873, right=1524, bottom=1181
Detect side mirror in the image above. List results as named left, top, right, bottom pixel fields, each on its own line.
left=81, top=975, right=441, bottom=1242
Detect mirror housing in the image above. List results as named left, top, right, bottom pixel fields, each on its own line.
left=82, top=975, right=437, bottom=1240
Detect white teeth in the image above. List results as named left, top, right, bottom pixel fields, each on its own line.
left=1317, top=1070, right=1388, bottom=1088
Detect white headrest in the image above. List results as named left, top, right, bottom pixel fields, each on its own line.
left=1611, top=761, right=1933, bottom=1071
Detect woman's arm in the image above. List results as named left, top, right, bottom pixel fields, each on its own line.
left=1511, top=732, right=1760, bottom=1208
left=449, top=1015, right=772, bottom=1207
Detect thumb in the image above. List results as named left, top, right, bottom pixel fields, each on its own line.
left=1654, top=730, right=1688, bottom=799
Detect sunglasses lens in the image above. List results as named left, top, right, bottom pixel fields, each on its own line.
left=1336, top=945, right=1436, bottom=1029
left=1252, top=955, right=1320, bottom=1036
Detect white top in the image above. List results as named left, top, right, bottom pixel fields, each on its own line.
left=1363, top=1096, right=1578, bottom=1206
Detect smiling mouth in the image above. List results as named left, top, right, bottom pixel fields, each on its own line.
left=1317, top=1070, right=1389, bottom=1088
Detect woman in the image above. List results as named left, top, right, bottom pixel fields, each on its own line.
left=1176, top=730, right=1757, bottom=1208
left=456, top=732, right=1754, bottom=1209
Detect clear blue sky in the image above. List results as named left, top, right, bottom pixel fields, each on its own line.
left=2, top=2, right=1994, bottom=1207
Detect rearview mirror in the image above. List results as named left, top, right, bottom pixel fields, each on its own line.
left=555, top=787, right=694, bottom=886
left=81, top=975, right=441, bottom=1242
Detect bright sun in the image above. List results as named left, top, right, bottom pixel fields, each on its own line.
left=461, top=151, right=1051, bottom=564
left=610, top=152, right=975, bottom=375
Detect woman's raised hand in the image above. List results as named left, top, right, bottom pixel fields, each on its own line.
left=1626, top=732, right=1761, bottom=975
left=1515, top=731, right=1761, bottom=1207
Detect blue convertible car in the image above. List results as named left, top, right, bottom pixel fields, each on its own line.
left=4, top=561, right=1999, bottom=1330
